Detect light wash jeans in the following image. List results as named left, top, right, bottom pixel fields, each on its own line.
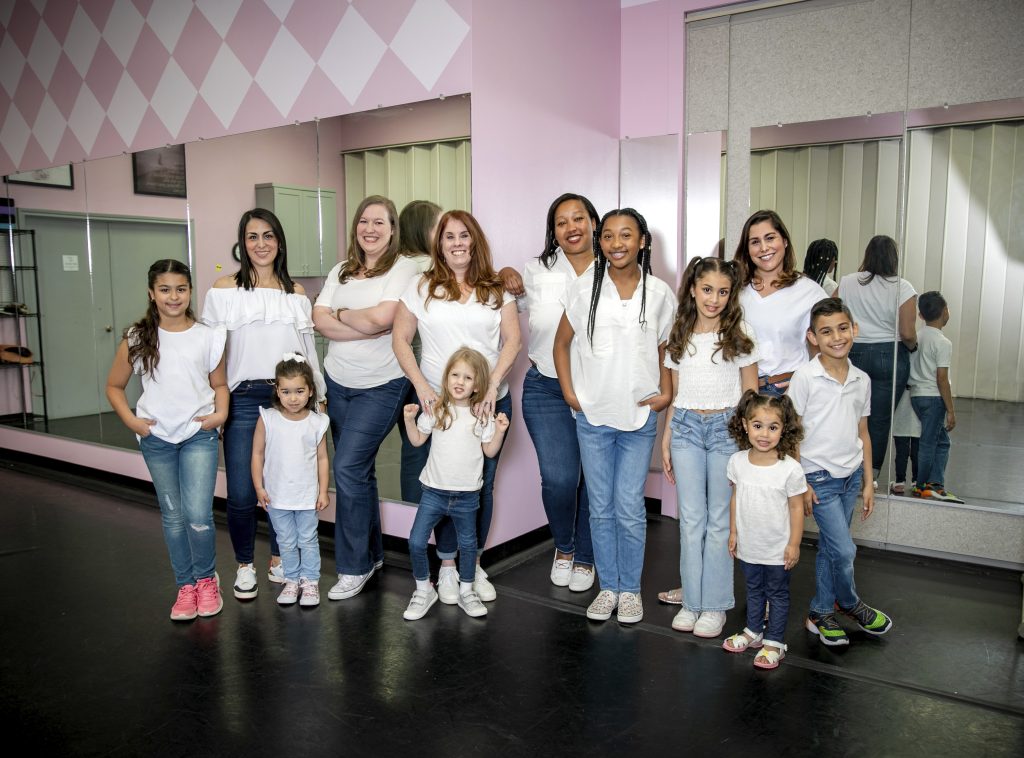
left=669, top=408, right=737, bottom=612
left=139, top=429, right=219, bottom=587
left=806, top=467, right=862, bottom=615
left=267, top=508, right=321, bottom=583
left=576, top=411, right=658, bottom=594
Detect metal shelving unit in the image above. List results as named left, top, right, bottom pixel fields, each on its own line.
left=1, top=229, right=48, bottom=429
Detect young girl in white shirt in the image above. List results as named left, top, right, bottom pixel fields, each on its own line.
left=723, top=390, right=807, bottom=670
left=251, top=355, right=331, bottom=607
left=106, top=259, right=228, bottom=622
left=660, top=256, right=760, bottom=639
left=401, top=348, right=510, bottom=621
left=553, top=208, right=675, bottom=625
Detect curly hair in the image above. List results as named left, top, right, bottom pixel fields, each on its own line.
left=272, top=357, right=318, bottom=413
left=433, top=346, right=491, bottom=432
left=731, top=209, right=800, bottom=291
left=126, top=259, right=196, bottom=378
left=728, top=389, right=804, bottom=460
left=667, top=256, right=753, bottom=364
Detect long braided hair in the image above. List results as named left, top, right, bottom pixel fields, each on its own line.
left=126, top=259, right=195, bottom=378
left=803, top=238, right=838, bottom=287
left=586, top=208, right=653, bottom=345
left=539, top=193, right=600, bottom=269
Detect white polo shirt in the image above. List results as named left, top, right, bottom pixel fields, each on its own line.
left=788, top=355, right=871, bottom=478
left=518, top=250, right=593, bottom=378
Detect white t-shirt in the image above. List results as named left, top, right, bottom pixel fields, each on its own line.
left=788, top=355, right=871, bottom=478
left=259, top=406, right=330, bottom=510
left=518, top=250, right=593, bottom=378
left=838, top=273, right=916, bottom=343
left=314, top=256, right=420, bottom=388
left=201, top=287, right=327, bottom=401
left=909, top=325, right=953, bottom=398
left=132, top=323, right=226, bottom=444
left=417, top=404, right=496, bottom=492
left=665, top=321, right=759, bottom=410
left=739, top=276, right=828, bottom=377
left=822, top=275, right=838, bottom=296
left=562, top=270, right=675, bottom=431
left=400, top=276, right=515, bottom=399
left=727, top=451, right=807, bottom=565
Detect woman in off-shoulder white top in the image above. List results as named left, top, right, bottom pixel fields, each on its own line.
left=202, top=208, right=325, bottom=603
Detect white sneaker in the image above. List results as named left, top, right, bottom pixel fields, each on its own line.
left=233, top=563, right=258, bottom=600
left=298, top=578, right=320, bottom=607
left=474, top=566, right=497, bottom=602
left=617, top=592, right=643, bottom=624
left=403, top=587, right=438, bottom=620
left=568, top=565, right=595, bottom=592
left=437, top=566, right=460, bottom=605
left=327, top=566, right=375, bottom=600
left=268, top=562, right=285, bottom=584
left=374, top=559, right=384, bottom=570
left=672, top=607, right=699, bottom=632
left=457, top=590, right=488, bottom=618
left=586, top=590, right=618, bottom=621
left=693, top=610, right=727, bottom=638
left=550, top=553, right=572, bottom=586
left=277, top=581, right=299, bottom=605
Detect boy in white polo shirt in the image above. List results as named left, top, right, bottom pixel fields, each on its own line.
left=788, top=298, right=893, bottom=647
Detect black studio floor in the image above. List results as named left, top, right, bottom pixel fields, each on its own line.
left=1, top=463, right=1022, bottom=757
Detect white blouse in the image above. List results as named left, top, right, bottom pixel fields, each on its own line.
left=739, top=276, right=828, bottom=377
left=400, top=275, right=516, bottom=399
left=562, top=271, right=676, bottom=431
left=258, top=406, right=330, bottom=510
left=518, top=250, right=593, bottom=378
left=202, top=287, right=326, bottom=401
left=314, top=256, right=420, bottom=389
left=665, top=321, right=759, bottom=410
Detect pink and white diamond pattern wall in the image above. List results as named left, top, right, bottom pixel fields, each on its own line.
left=0, top=0, right=472, bottom=174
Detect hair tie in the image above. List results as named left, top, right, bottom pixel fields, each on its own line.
left=282, top=352, right=305, bottom=364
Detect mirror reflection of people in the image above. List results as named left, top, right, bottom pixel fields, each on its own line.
left=394, top=199, right=442, bottom=505
left=733, top=210, right=828, bottom=397
left=312, top=196, right=421, bottom=601
left=837, top=235, right=918, bottom=484
left=393, top=210, right=521, bottom=605
left=802, top=238, right=839, bottom=296
left=202, top=209, right=326, bottom=601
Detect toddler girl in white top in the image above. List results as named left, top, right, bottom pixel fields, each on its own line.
left=722, top=390, right=807, bottom=670
left=660, top=256, right=760, bottom=640
left=251, top=355, right=330, bottom=607
left=106, top=259, right=228, bottom=623
left=401, top=348, right=510, bottom=621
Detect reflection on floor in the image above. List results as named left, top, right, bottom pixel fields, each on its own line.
left=1, top=462, right=1021, bottom=755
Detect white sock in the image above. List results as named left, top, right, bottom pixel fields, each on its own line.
left=460, top=580, right=473, bottom=594
left=415, top=579, right=432, bottom=592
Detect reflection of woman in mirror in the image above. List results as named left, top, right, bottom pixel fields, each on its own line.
left=393, top=210, right=521, bottom=604
left=517, top=193, right=600, bottom=593
left=395, top=199, right=442, bottom=505
left=803, top=238, right=839, bottom=296
left=837, top=235, right=918, bottom=482
left=733, top=210, right=828, bottom=397
left=202, top=208, right=326, bottom=602
left=312, top=195, right=421, bottom=601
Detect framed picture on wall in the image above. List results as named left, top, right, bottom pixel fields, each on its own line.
left=132, top=145, right=186, bottom=198
left=4, top=164, right=75, bottom=189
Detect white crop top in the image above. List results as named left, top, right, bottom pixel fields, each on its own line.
left=665, top=320, right=759, bottom=410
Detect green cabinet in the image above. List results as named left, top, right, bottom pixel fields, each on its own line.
left=254, top=184, right=338, bottom=277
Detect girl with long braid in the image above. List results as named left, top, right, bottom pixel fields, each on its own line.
left=552, top=208, right=675, bottom=625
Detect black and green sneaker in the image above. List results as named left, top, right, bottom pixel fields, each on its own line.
left=805, top=612, right=849, bottom=646
left=838, top=600, right=893, bottom=635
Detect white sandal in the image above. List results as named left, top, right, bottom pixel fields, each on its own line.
left=721, top=627, right=764, bottom=653
left=753, top=640, right=787, bottom=669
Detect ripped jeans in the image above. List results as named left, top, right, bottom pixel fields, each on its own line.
left=139, top=429, right=219, bottom=587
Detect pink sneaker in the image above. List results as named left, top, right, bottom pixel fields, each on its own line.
left=170, top=584, right=198, bottom=621
left=195, top=576, right=223, bottom=617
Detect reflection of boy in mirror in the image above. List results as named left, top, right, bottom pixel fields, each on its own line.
left=909, top=292, right=962, bottom=503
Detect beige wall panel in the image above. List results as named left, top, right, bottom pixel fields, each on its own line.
left=940, top=128, right=972, bottom=395
left=685, top=22, right=730, bottom=134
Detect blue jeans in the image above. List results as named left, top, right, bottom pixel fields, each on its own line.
left=223, top=379, right=279, bottom=563
left=893, top=436, right=919, bottom=486
left=409, top=486, right=479, bottom=583
left=911, top=396, right=950, bottom=488
left=670, top=408, right=737, bottom=612
left=806, top=467, right=862, bottom=615
left=576, top=411, right=657, bottom=594
left=268, top=508, right=321, bottom=582
left=434, top=392, right=513, bottom=560
left=397, top=381, right=430, bottom=504
left=758, top=378, right=789, bottom=398
left=521, top=367, right=592, bottom=566
left=740, top=559, right=790, bottom=642
left=326, top=374, right=408, bottom=575
left=849, top=341, right=910, bottom=473
left=139, top=429, right=219, bottom=587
